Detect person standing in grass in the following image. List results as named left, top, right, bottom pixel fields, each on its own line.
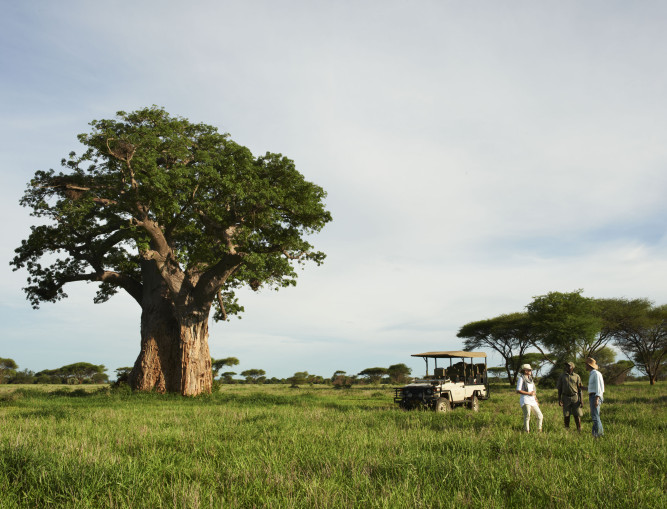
left=557, top=361, right=583, bottom=432
left=516, top=364, right=543, bottom=433
left=585, top=357, right=605, bottom=438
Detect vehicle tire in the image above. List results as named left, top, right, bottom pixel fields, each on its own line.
left=468, top=394, right=479, bottom=412
left=435, top=397, right=450, bottom=413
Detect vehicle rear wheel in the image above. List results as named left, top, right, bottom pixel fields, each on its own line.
left=435, top=397, right=450, bottom=413
left=468, top=394, right=479, bottom=412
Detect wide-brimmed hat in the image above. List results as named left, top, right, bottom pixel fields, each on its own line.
left=520, top=364, right=532, bottom=371
left=565, top=361, right=575, bottom=369
left=585, top=357, right=599, bottom=370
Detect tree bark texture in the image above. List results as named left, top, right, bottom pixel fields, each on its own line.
left=128, top=263, right=213, bottom=396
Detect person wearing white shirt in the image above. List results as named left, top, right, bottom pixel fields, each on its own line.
left=585, top=357, right=605, bottom=438
left=516, top=364, right=543, bottom=432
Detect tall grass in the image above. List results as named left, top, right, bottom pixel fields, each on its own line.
left=0, top=383, right=665, bottom=508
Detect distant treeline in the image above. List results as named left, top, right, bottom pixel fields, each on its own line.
left=0, top=359, right=108, bottom=385
left=116, top=360, right=415, bottom=387
left=0, top=357, right=414, bottom=387
left=2, top=355, right=660, bottom=388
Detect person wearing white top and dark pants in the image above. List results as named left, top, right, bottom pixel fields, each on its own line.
left=585, top=357, right=605, bottom=438
left=516, top=364, right=543, bottom=432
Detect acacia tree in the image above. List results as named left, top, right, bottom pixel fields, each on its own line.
left=604, top=298, right=667, bottom=385
left=240, top=369, right=266, bottom=384
left=211, top=357, right=239, bottom=379
left=11, top=107, right=331, bottom=396
left=35, top=362, right=108, bottom=384
left=0, top=358, right=18, bottom=384
left=387, top=363, right=411, bottom=384
left=358, top=367, right=387, bottom=384
left=220, top=371, right=237, bottom=384
left=457, top=312, right=536, bottom=386
left=526, top=290, right=603, bottom=362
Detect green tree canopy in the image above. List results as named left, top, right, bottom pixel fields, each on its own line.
left=526, top=290, right=603, bottom=361
left=457, top=312, right=537, bottom=386
left=220, top=371, right=237, bottom=384
left=212, top=357, right=240, bottom=379
left=36, top=362, right=107, bottom=384
left=602, top=298, right=667, bottom=385
left=240, top=369, right=266, bottom=384
left=0, top=358, right=19, bottom=383
left=114, top=367, right=133, bottom=384
left=387, top=363, right=412, bottom=384
left=358, top=367, right=387, bottom=384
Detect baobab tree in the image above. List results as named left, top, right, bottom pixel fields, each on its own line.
left=11, top=107, right=331, bottom=396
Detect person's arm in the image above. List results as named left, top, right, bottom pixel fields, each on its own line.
left=516, top=378, right=534, bottom=396
left=590, top=371, right=601, bottom=407
left=516, top=387, right=536, bottom=396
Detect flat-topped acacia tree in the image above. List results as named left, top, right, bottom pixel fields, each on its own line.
left=11, top=107, right=331, bottom=396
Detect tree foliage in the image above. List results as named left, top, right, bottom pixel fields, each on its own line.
left=526, top=290, right=603, bottom=361
left=600, top=298, right=667, bottom=385
left=36, top=362, right=108, bottom=384
left=457, top=312, right=537, bottom=386
left=12, top=106, right=331, bottom=314
left=240, top=369, right=266, bottom=384
left=0, top=358, right=19, bottom=383
left=212, top=357, right=239, bottom=379
left=387, top=363, right=411, bottom=384
left=219, top=371, right=237, bottom=384
left=114, top=367, right=133, bottom=384
left=357, top=367, right=387, bottom=384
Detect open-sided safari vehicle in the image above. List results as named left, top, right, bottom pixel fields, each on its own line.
left=394, top=351, right=489, bottom=412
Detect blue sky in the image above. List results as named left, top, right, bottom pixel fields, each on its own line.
left=2, top=1, right=667, bottom=380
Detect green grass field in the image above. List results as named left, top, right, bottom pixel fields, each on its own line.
left=0, top=382, right=665, bottom=508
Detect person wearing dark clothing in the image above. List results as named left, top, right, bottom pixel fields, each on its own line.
left=556, top=361, right=583, bottom=432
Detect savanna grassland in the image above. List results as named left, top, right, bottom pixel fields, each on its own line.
left=0, top=382, right=665, bottom=508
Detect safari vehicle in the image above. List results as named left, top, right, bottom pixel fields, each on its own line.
left=394, top=351, right=489, bottom=412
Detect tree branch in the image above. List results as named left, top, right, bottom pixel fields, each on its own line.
left=41, top=179, right=118, bottom=206
left=192, top=254, right=243, bottom=306
left=46, top=270, right=142, bottom=305
left=216, top=291, right=227, bottom=321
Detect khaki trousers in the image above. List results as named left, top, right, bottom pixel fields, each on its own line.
left=521, top=403, right=543, bottom=432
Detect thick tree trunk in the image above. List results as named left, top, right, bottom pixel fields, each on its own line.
left=178, top=315, right=213, bottom=396
left=129, top=299, right=213, bottom=395
left=129, top=264, right=213, bottom=396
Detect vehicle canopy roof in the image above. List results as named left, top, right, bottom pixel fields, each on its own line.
left=411, top=351, right=487, bottom=359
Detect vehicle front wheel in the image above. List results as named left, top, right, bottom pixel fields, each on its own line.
left=435, top=397, right=450, bottom=413
left=468, top=394, right=479, bottom=412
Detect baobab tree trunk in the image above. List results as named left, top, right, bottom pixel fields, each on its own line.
left=129, top=301, right=213, bottom=395
left=129, top=264, right=213, bottom=396
left=177, top=313, right=213, bottom=396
